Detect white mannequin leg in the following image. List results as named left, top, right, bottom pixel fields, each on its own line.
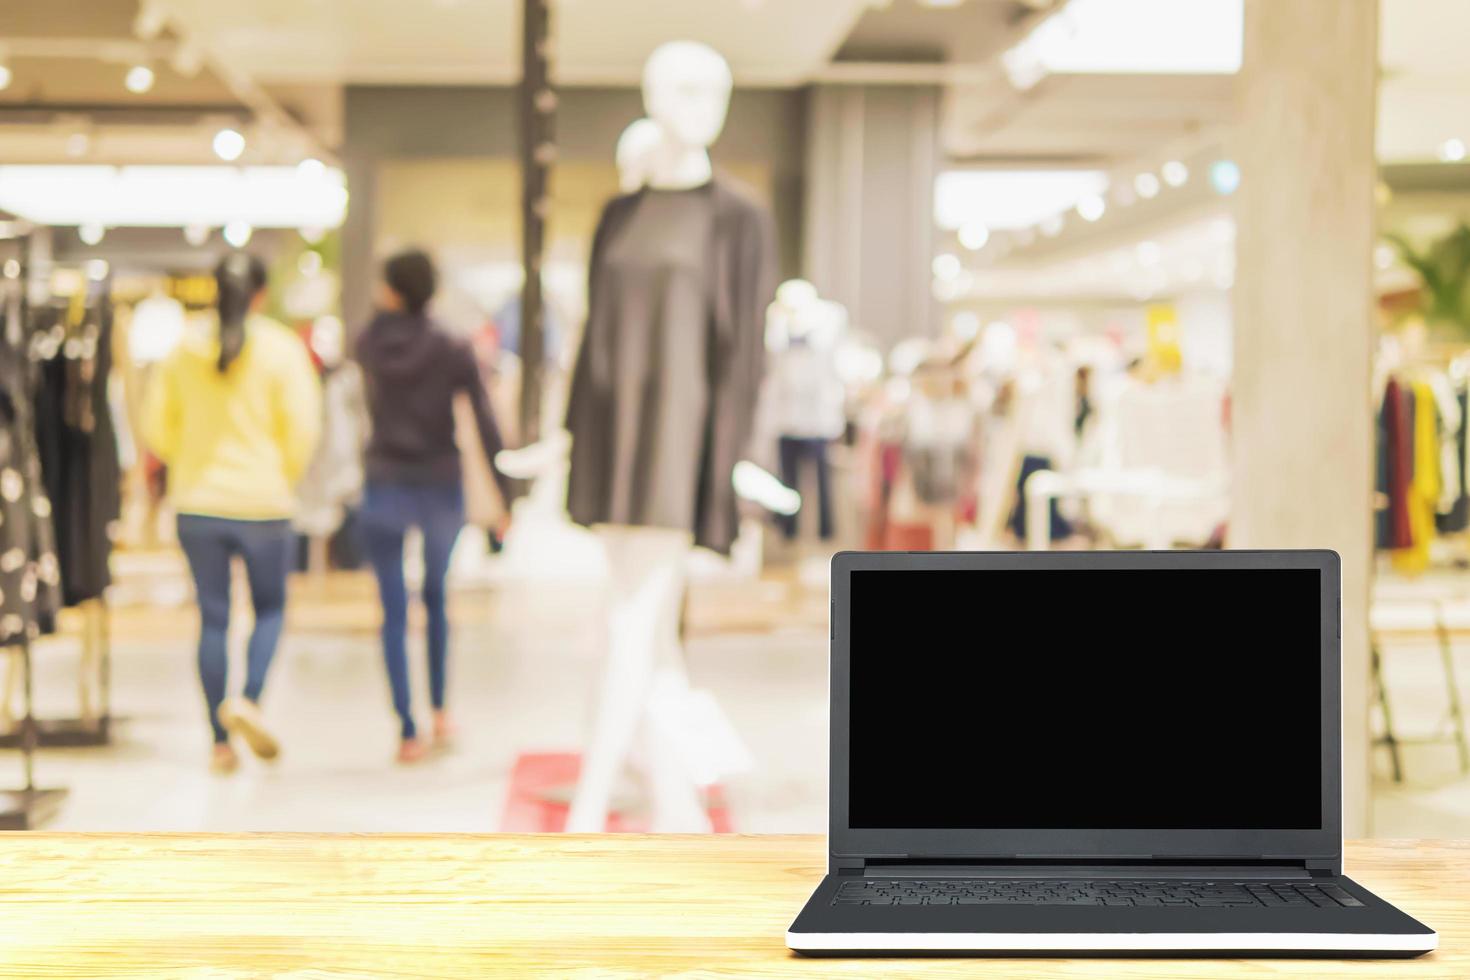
left=566, top=526, right=709, bottom=833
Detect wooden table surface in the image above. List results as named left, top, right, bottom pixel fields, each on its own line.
left=0, top=834, right=1461, bottom=978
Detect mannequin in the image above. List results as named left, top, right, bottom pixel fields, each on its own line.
left=558, top=40, right=776, bottom=832
left=765, top=279, right=847, bottom=541
left=614, top=118, right=662, bottom=194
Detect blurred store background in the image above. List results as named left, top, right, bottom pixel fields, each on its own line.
left=0, top=0, right=1465, bottom=837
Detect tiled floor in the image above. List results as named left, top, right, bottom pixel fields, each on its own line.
left=10, top=558, right=829, bottom=833
left=7, top=552, right=1468, bottom=836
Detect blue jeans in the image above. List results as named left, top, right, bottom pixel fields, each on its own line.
left=360, top=481, right=465, bottom=740
left=176, top=515, right=293, bottom=744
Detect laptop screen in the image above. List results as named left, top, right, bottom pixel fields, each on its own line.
left=847, top=567, right=1323, bottom=830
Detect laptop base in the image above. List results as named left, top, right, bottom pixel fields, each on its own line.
left=787, top=874, right=1438, bottom=958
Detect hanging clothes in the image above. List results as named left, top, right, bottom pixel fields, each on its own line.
left=1391, top=380, right=1439, bottom=575
left=32, top=298, right=121, bottom=607
left=565, top=177, right=777, bottom=555
left=1376, top=377, right=1414, bottom=550
left=1437, top=381, right=1470, bottom=533
left=0, top=304, right=62, bottom=644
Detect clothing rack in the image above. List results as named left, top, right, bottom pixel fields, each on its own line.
left=0, top=222, right=68, bottom=828
left=0, top=264, right=119, bottom=746
left=0, top=597, right=113, bottom=748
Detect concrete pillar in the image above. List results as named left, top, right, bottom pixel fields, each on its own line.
left=803, top=84, right=940, bottom=347
left=1231, top=0, right=1378, bottom=835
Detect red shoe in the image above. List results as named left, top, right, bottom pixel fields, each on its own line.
left=397, top=737, right=428, bottom=764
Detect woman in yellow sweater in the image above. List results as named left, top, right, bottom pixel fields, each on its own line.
left=143, top=253, right=321, bottom=773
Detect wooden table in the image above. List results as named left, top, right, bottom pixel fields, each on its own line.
left=0, top=834, right=1462, bottom=977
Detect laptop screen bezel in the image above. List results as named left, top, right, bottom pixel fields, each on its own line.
left=829, top=549, right=1342, bottom=865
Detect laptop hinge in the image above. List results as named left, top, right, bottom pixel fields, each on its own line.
left=1305, top=859, right=1338, bottom=878
left=832, top=857, right=867, bottom=876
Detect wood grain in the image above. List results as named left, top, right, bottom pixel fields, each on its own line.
left=0, top=835, right=1461, bottom=977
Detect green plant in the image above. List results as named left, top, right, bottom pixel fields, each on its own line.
left=1390, top=224, right=1470, bottom=335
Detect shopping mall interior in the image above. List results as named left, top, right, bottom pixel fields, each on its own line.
left=0, top=0, right=1466, bottom=839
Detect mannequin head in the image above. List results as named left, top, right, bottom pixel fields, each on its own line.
left=615, top=117, right=663, bottom=193
left=641, top=41, right=733, bottom=151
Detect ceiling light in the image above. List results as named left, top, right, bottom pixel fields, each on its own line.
left=958, top=222, right=990, bottom=251
left=919, top=0, right=965, bottom=6
left=1008, top=0, right=1241, bottom=78
left=1135, top=241, right=1161, bottom=266
left=86, top=259, right=110, bottom=282
left=223, top=221, right=253, bottom=248
left=1133, top=172, right=1161, bottom=199
left=78, top=223, right=105, bottom=246
left=297, top=157, right=325, bottom=179
left=1076, top=194, right=1106, bottom=222
left=1438, top=138, right=1467, bottom=163
left=1209, top=159, right=1241, bottom=195
left=125, top=64, right=155, bottom=94
left=65, top=133, right=91, bottom=158
left=934, top=169, right=1108, bottom=230
left=0, top=166, right=348, bottom=229
left=1374, top=243, right=1396, bottom=270
left=184, top=224, right=210, bottom=246
left=932, top=253, right=962, bottom=282
left=1161, top=160, right=1189, bottom=187
left=213, top=128, right=246, bottom=162
left=1040, top=214, right=1065, bottom=238
left=0, top=64, right=12, bottom=92
left=298, top=250, right=323, bottom=276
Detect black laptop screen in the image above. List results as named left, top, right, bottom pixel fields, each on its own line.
left=847, top=567, right=1323, bottom=829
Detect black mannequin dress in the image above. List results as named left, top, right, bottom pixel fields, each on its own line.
left=565, top=176, right=776, bottom=555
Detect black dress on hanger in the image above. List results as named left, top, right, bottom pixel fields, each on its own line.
left=0, top=306, right=62, bottom=645
left=32, top=300, right=120, bottom=607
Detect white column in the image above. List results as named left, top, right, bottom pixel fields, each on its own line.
left=1232, top=0, right=1378, bottom=835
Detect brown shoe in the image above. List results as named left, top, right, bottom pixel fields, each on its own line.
left=217, top=698, right=280, bottom=761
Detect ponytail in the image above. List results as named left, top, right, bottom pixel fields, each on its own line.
left=214, top=251, right=267, bottom=373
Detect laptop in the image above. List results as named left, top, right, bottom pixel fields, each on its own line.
left=787, top=550, right=1437, bottom=957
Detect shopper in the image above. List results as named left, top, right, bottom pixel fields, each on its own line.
left=143, top=252, right=322, bottom=774
left=356, top=249, right=514, bottom=763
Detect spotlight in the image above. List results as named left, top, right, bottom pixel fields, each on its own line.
left=1438, top=138, right=1467, bottom=163
left=1076, top=194, right=1106, bottom=222
left=1133, top=172, right=1161, bottom=199
left=213, top=128, right=246, bottom=162
left=1161, top=160, right=1189, bottom=187
left=1209, top=160, right=1241, bottom=196
left=184, top=224, right=211, bottom=247
left=223, top=221, right=253, bottom=248
left=0, top=64, right=12, bottom=92
left=932, top=253, right=962, bottom=282
left=79, top=223, right=106, bottom=246
left=958, top=222, right=989, bottom=251
left=125, top=64, right=155, bottom=94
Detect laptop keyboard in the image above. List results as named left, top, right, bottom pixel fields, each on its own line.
left=834, top=879, right=1365, bottom=909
